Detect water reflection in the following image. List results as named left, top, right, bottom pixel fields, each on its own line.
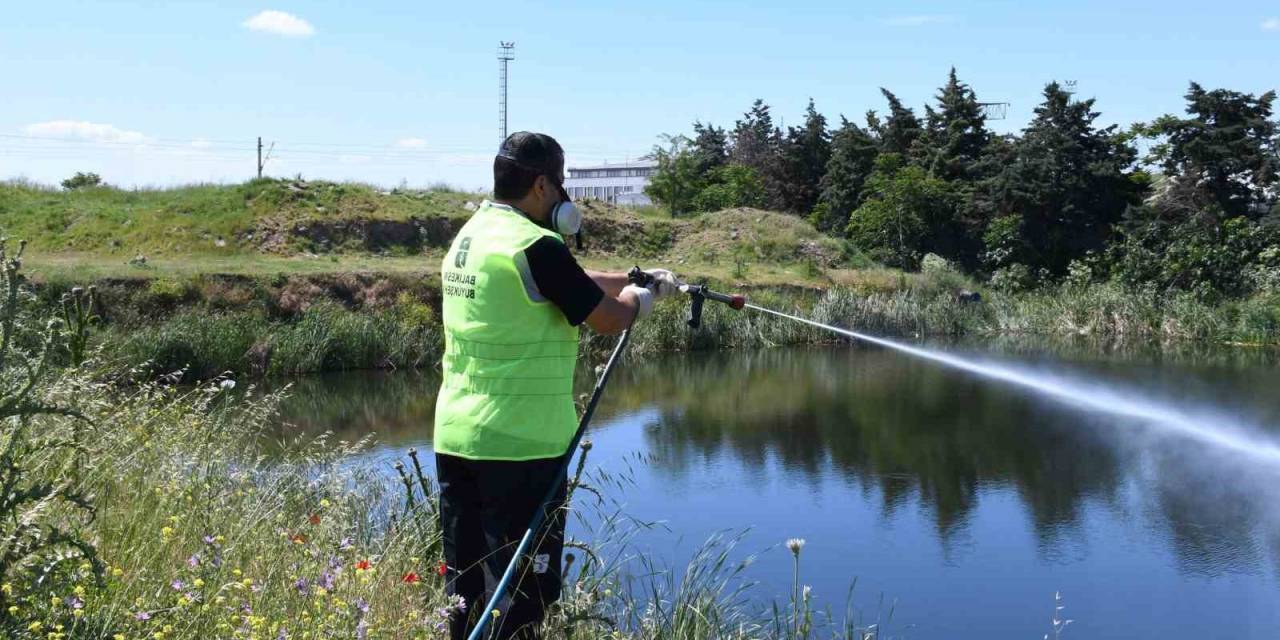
left=269, top=342, right=1280, bottom=638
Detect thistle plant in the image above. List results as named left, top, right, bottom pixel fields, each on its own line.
left=0, top=239, right=103, bottom=631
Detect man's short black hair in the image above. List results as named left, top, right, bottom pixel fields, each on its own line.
left=494, top=132, right=564, bottom=200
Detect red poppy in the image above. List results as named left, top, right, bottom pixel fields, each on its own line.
left=308, top=514, right=321, bottom=526
left=355, top=559, right=371, bottom=571
left=437, top=562, right=448, bottom=577
left=401, top=571, right=420, bottom=584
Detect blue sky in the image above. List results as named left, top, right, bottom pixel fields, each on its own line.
left=2, top=1, right=1277, bottom=190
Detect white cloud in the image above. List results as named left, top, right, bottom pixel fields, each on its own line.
left=22, top=120, right=149, bottom=144
left=1263, top=17, right=1280, bottom=31
left=883, top=15, right=954, bottom=27
left=396, top=137, right=427, bottom=148
left=190, top=138, right=213, bottom=149
left=242, top=10, right=315, bottom=37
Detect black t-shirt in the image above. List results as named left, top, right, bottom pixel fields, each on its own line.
left=521, top=236, right=604, bottom=326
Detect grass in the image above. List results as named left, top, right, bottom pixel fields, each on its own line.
left=0, top=178, right=483, bottom=256
left=0, top=251, right=898, bottom=638
left=6, top=179, right=1280, bottom=381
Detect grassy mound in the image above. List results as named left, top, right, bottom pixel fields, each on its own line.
left=0, top=178, right=481, bottom=255
left=673, top=208, right=859, bottom=268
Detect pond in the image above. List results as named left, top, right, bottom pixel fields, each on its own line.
left=271, top=339, right=1280, bottom=640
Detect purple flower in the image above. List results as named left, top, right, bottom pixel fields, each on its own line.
left=65, top=596, right=83, bottom=610
left=134, top=611, right=151, bottom=621
left=277, top=627, right=288, bottom=640
left=317, top=570, right=335, bottom=591
left=187, top=554, right=201, bottom=568
left=203, top=535, right=216, bottom=545
left=294, top=577, right=310, bottom=596
left=339, top=537, right=354, bottom=551
left=170, top=579, right=185, bottom=591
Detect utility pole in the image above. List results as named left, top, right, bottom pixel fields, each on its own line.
left=498, top=42, right=515, bottom=145
left=256, top=136, right=274, bottom=178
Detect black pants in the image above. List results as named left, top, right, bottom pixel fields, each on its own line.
left=436, top=452, right=566, bottom=640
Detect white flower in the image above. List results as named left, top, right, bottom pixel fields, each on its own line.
left=219, top=379, right=236, bottom=390
left=786, top=538, right=806, bottom=555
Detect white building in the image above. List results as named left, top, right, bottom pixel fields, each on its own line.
left=564, top=160, right=658, bottom=207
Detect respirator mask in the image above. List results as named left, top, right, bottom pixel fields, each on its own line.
left=548, top=183, right=582, bottom=236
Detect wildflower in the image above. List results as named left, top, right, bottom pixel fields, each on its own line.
left=66, top=595, right=83, bottom=610
left=112, top=567, right=124, bottom=577
left=786, top=538, right=806, bottom=556
left=437, top=562, right=448, bottom=577
left=6, top=606, right=16, bottom=615
left=194, top=578, right=205, bottom=588
left=28, top=621, right=42, bottom=632
left=0, top=583, right=10, bottom=595
left=135, top=611, right=151, bottom=621
left=294, top=578, right=310, bottom=597
left=291, top=533, right=307, bottom=545
left=319, top=499, right=331, bottom=509
left=171, top=579, right=185, bottom=591
left=215, top=535, right=226, bottom=544
left=114, top=635, right=126, bottom=640
left=307, top=514, right=321, bottom=526
left=338, top=537, right=353, bottom=551
left=317, top=571, right=335, bottom=591
left=401, top=571, right=420, bottom=585
left=74, top=585, right=86, bottom=597
left=354, top=560, right=371, bottom=571
left=220, top=379, right=236, bottom=390
left=160, top=526, right=174, bottom=538
left=187, top=554, right=200, bottom=568
left=203, top=535, right=216, bottom=545
left=491, top=609, right=501, bottom=619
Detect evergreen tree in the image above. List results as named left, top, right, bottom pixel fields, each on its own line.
left=1149, top=83, right=1278, bottom=218
left=731, top=99, right=780, bottom=171
left=813, top=117, right=879, bottom=233
left=915, top=68, right=991, bottom=181
left=690, top=121, right=729, bottom=177
left=989, top=82, right=1140, bottom=274
left=866, top=89, right=922, bottom=155
left=775, top=99, right=832, bottom=214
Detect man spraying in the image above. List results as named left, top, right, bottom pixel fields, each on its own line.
left=434, top=132, right=679, bottom=639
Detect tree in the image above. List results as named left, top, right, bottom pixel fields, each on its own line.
left=846, top=154, right=958, bottom=269
left=60, top=172, right=102, bottom=190
left=915, top=68, right=991, bottom=181
left=692, top=164, right=764, bottom=212
left=731, top=99, right=779, bottom=169
left=813, top=117, right=878, bottom=233
left=730, top=99, right=784, bottom=209
left=690, top=121, right=729, bottom=177
left=775, top=99, right=832, bottom=214
left=866, top=89, right=922, bottom=155
left=987, top=82, right=1141, bottom=274
left=644, top=135, right=703, bottom=217
left=1146, top=83, right=1278, bottom=218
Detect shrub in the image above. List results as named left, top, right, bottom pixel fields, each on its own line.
left=60, top=172, right=103, bottom=190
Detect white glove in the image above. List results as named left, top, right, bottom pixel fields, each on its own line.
left=622, top=284, right=654, bottom=319
left=643, top=268, right=682, bottom=299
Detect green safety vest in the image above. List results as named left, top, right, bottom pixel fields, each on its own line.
left=433, top=202, right=580, bottom=461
